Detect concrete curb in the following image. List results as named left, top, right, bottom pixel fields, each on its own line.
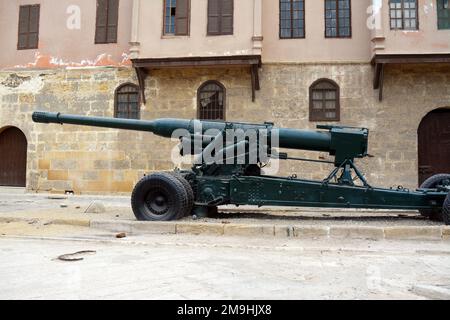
left=1, top=216, right=450, bottom=241
left=412, top=285, right=450, bottom=300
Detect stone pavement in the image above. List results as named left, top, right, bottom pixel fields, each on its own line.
left=0, top=187, right=449, bottom=241
left=1, top=234, right=450, bottom=300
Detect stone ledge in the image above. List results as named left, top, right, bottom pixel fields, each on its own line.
left=1, top=216, right=449, bottom=241
left=384, top=226, right=443, bottom=241
left=330, top=226, right=384, bottom=240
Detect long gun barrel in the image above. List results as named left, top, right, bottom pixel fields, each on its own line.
left=32, top=111, right=369, bottom=164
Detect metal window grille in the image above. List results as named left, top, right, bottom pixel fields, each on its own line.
left=115, top=84, right=140, bottom=119
left=198, top=81, right=225, bottom=120
left=309, top=80, right=340, bottom=122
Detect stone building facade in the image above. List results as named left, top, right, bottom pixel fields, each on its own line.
left=0, top=0, right=449, bottom=194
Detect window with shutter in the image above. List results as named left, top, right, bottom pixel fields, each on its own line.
left=207, top=0, right=234, bottom=35
left=309, top=79, right=340, bottom=122
left=17, top=5, right=40, bottom=50
left=115, top=83, right=141, bottom=119
left=164, top=0, right=190, bottom=36
left=95, top=0, right=119, bottom=44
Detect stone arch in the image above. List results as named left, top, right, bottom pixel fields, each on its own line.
left=0, top=126, right=28, bottom=187
left=417, top=107, right=450, bottom=185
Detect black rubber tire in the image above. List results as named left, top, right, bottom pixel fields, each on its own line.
left=131, top=172, right=190, bottom=221
left=166, top=171, right=195, bottom=216
left=419, top=174, right=450, bottom=221
left=443, top=192, right=450, bottom=226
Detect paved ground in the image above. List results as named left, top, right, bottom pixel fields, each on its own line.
left=1, top=187, right=449, bottom=300
left=0, top=187, right=442, bottom=227
left=1, top=230, right=450, bottom=300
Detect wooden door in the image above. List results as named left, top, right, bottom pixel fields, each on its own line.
left=0, top=127, right=27, bottom=187
left=418, top=109, right=450, bottom=185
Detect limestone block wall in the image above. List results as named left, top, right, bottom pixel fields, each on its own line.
left=0, top=63, right=448, bottom=194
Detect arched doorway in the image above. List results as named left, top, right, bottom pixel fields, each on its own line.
left=0, top=127, right=28, bottom=187
left=418, top=108, right=450, bottom=185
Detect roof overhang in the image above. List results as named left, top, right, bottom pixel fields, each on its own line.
left=372, top=53, right=450, bottom=101
left=131, top=55, right=262, bottom=104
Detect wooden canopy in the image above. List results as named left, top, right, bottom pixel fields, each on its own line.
left=132, top=55, right=262, bottom=104
left=372, top=53, right=450, bottom=101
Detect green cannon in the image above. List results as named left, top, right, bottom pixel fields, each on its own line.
left=32, top=111, right=450, bottom=224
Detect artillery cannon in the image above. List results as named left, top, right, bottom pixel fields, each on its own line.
left=32, top=111, right=450, bottom=224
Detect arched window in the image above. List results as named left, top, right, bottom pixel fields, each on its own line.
left=114, top=83, right=140, bottom=119
left=197, top=81, right=226, bottom=120
left=309, top=79, right=340, bottom=122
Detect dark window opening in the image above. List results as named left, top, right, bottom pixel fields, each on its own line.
left=437, top=0, right=450, bottom=29
left=18, top=4, right=40, bottom=50
left=198, top=81, right=226, bottom=120
left=115, top=83, right=140, bottom=119
left=280, top=0, right=305, bottom=39
left=95, top=0, right=119, bottom=44
left=309, top=79, right=340, bottom=122
left=325, top=0, right=351, bottom=38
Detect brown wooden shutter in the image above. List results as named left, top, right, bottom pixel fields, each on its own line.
left=175, top=0, right=190, bottom=35
left=95, top=0, right=118, bottom=44
left=95, top=0, right=108, bottom=43
left=28, top=5, right=40, bottom=48
left=18, top=5, right=40, bottom=50
left=18, top=6, right=30, bottom=49
left=107, top=0, right=119, bottom=43
left=207, top=0, right=220, bottom=35
left=220, top=0, right=233, bottom=35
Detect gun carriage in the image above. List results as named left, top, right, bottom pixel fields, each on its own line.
left=32, top=111, right=450, bottom=224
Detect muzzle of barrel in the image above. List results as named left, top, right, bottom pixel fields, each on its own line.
left=32, top=111, right=61, bottom=124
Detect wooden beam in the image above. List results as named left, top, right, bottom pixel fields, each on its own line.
left=373, top=63, right=383, bottom=90
left=135, top=67, right=148, bottom=105
left=378, top=64, right=384, bottom=102
left=132, top=55, right=262, bottom=69
left=251, top=65, right=256, bottom=102
left=253, top=64, right=260, bottom=91
left=372, top=53, right=450, bottom=65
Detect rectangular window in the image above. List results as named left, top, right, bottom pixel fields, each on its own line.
left=207, top=0, right=234, bottom=35
left=164, top=0, right=190, bottom=36
left=389, top=0, right=418, bottom=30
left=437, top=0, right=450, bottom=29
left=95, top=0, right=119, bottom=44
left=325, top=0, right=351, bottom=38
left=18, top=5, right=40, bottom=50
left=280, top=0, right=305, bottom=39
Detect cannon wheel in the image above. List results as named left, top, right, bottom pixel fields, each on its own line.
left=166, top=171, right=195, bottom=216
left=419, top=174, right=450, bottom=221
left=131, top=172, right=190, bottom=221
left=444, top=192, right=450, bottom=226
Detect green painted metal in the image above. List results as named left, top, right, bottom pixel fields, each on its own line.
left=32, top=112, right=367, bottom=166
left=32, top=111, right=448, bottom=217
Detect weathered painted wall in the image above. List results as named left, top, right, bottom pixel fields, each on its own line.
left=0, top=0, right=132, bottom=69
left=372, top=0, right=450, bottom=55
left=136, top=0, right=256, bottom=58
left=262, top=0, right=373, bottom=63
left=1, top=63, right=449, bottom=194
